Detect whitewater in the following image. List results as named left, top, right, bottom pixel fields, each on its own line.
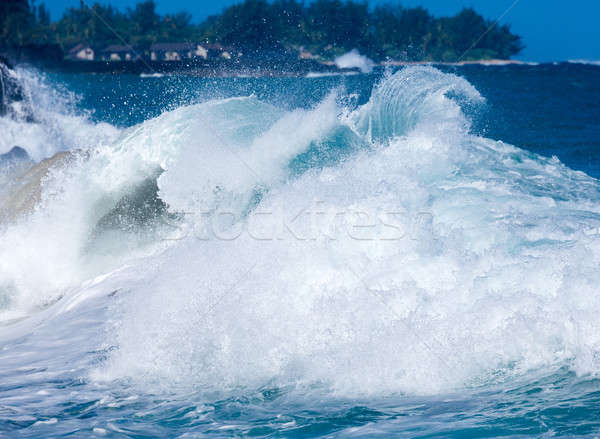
left=1, top=65, right=600, bottom=437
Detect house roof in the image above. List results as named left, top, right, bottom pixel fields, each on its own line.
left=69, top=43, right=91, bottom=54
left=150, top=42, right=196, bottom=51
left=102, top=45, right=135, bottom=53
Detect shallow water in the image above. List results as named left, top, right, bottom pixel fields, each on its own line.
left=1, top=63, right=600, bottom=437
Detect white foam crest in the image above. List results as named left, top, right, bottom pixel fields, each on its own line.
left=353, top=66, right=484, bottom=143
left=156, top=94, right=340, bottom=215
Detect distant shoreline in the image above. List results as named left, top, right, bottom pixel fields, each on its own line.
left=0, top=45, right=549, bottom=77
left=7, top=47, right=584, bottom=77
left=15, top=58, right=538, bottom=78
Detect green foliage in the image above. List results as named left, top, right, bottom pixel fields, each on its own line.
left=1, top=0, right=523, bottom=62
left=304, top=0, right=369, bottom=54
left=197, top=0, right=523, bottom=61
left=213, top=0, right=279, bottom=50
left=369, top=5, right=433, bottom=60
left=1, top=0, right=35, bottom=46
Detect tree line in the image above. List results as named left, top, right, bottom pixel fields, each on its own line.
left=1, top=0, right=523, bottom=62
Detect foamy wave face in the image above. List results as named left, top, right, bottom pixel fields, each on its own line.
left=0, top=69, right=121, bottom=319
left=87, top=67, right=600, bottom=396
left=0, top=88, right=343, bottom=319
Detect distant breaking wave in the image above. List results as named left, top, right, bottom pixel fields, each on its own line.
left=568, top=59, right=600, bottom=66
left=334, top=49, right=375, bottom=74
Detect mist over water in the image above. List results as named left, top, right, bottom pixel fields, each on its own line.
left=0, top=68, right=119, bottom=162
left=1, top=64, right=600, bottom=437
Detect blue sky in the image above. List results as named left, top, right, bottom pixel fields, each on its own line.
left=45, top=0, right=600, bottom=62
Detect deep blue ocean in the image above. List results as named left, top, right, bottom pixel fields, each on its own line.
left=1, top=63, right=600, bottom=438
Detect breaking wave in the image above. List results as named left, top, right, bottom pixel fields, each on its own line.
left=2, top=66, right=600, bottom=398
